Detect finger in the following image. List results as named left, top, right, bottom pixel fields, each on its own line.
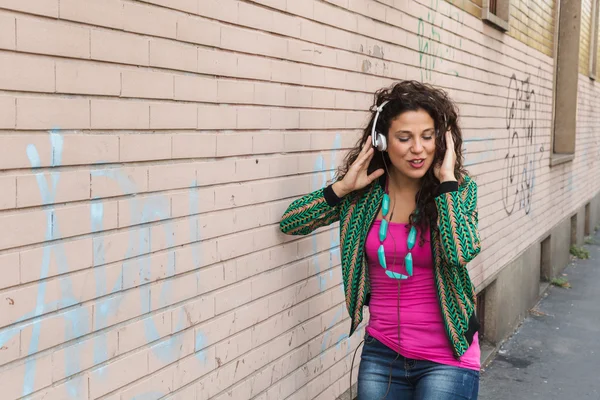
left=446, top=131, right=455, bottom=152
left=367, top=168, right=385, bottom=182
left=359, top=135, right=372, bottom=156
left=356, top=146, right=374, bottom=166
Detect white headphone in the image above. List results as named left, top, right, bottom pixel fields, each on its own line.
left=371, top=100, right=390, bottom=151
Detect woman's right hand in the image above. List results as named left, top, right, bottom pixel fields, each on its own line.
left=332, top=135, right=385, bottom=198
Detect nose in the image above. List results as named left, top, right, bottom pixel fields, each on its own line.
left=411, top=138, right=424, bottom=154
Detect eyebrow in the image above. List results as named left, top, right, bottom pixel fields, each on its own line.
left=394, top=128, right=435, bottom=135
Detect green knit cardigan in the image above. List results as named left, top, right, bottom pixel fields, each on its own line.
left=279, top=176, right=482, bottom=359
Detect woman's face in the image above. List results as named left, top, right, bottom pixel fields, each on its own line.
left=386, top=109, right=437, bottom=181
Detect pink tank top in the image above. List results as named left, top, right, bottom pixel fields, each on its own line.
left=365, top=220, right=480, bottom=371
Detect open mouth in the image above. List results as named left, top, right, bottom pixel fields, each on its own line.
left=409, top=159, right=425, bottom=168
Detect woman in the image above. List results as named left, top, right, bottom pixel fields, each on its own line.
left=280, top=80, right=481, bottom=399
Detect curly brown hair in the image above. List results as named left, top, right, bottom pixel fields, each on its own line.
left=335, top=80, right=468, bottom=239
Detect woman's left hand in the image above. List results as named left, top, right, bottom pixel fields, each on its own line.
left=434, top=130, right=457, bottom=182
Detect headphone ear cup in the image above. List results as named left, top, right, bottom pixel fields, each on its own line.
left=375, top=133, right=387, bottom=152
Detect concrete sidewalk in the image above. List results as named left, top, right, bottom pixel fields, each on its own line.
left=479, top=230, right=600, bottom=399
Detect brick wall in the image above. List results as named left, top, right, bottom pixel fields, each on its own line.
left=580, top=0, right=593, bottom=75
left=508, top=0, right=555, bottom=57
left=0, top=1, right=599, bottom=399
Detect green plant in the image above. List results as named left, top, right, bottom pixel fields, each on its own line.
left=570, top=245, right=590, bottom=259
left=550, top=277, right=571, bottom=289
left=584, top=236, right=598, bottom=245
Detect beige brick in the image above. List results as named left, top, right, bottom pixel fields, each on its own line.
left=0, top=252, right=19, bottom=290
left=119, top=193, right=171, bottom=227
left=270, top=108, right=300, bottom=129
left=124, top=1, right=177, bottom=38
left=200, top=0, right=239, bottom=23
left=197, top=104, right=237, bottom=130
left=172, top=132, right=217, bottom=158
left=53, top=201, right=118, bottom=240
left=197, top=160, right=235, bottom=186
left=117, top=310, right=171, bottom=354
left=173, top=346, right=216, bottom=388
left=177, top=14, right=220, bottom=46
left=254, top=82, right=286, bottom=106
left=0, top=0, right=58, bottom=17
left=0, top=13, right=15, bottom=50
left=120, top=133, right=172, bottom=162
left=150, top=38, right=197, bottom=72
left=215, top=281, right=251, bottom=314
left=17, top=16, right=90, bottom=58
left=147, top=265, right=196, bottom=306
left=0, top=353, right=52, bottom=398
left=144, top=0, right=197, bottom=13
left=149, top=162, right=196, bottom=191
left=216, top=133, right=253, bottom=157
left=0, top=96, right=16, bottom=129
left=214, top=329, right=252, bottom=367
left=59, top=0, right=124, bottom=29
left=223, top=26, right=288, bottom=59
left=271, top=60, right=302, bottom=85
left=174, top=75, right=218, bottom=102
left=171, top=187, right=215, bottom=219
left=122, top=69, right=174, bottom=99
left=60, top=134, right=120, bottom=166
left=238, top=107, right=271, bottom=129
left=220, top=25, right=259, bottom=54
left=287, top=0, right=314, bottom=18
left=119, top=368, right=175, bottom=400
left=252, top=132, right=285, bottom=154
left=285, top=86, right=313, bottom=108
left=92, top=288, right=148, bottom=330
left=218, top=79, right=255, bottom=104
left=0, top=53, right=54, bottom=93
left=91, top=28, right=149, bottom=66
left=236, top=53, right=271, bottom=81
left=29, top=375, right=89, bottom=400
left=150, top=102, right=197, bottom=129
left=0, top=208, right=48, bottom=250
left=17, top=170, right=90, bottom=208
left=148, top=329, right=195, bottom=372
left=172, top=294, right=215, bottom=331
left=164, top=383, right=196, bottom=400
left=56, top=60, right=121, bottom=95
left=91, top=166, right=148, bottom=198
left=238, top=1, right=274, bottom=32
left=198, top=47, right=238, bottom=76
left=91, top=99, right=150, bottom=129
left=0, top=175, right=16, bottom=210
left=52, top=325, right=117, bottom=381
left=20, top=236, right=92, bottom=283
left=92, top=227, right=150, bottom=266
left=300, top=18, right=326, bottom=44
left=272, top=8, right=302, bottom=37
left=89, top=349, right=149, bottom=399
left=17, top=97, right=90, bottom=130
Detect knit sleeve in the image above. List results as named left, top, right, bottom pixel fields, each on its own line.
left=434, top=176, right=481, bottom=267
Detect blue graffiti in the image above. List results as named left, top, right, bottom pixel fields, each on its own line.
left=0, top=130, right=208, bottom=397
left=311, top=133, right=342, bottom=291
left=463, top=138, right=495, bottom=167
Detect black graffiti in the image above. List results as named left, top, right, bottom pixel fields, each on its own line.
left=502, top=73, right=544, bottom=215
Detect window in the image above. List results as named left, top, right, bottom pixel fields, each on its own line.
left=482, top=0, right=510, bottom=31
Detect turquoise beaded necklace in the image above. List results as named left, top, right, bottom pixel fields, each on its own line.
left=377, top=181, right=419, bottom=280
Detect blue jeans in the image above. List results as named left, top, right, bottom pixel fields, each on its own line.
left=357, top=333, right=479, bottom=400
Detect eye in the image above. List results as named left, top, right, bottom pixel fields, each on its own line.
left=423, top=135, right=433, bottom=140
left=397, top=137, right=410, bottom=143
